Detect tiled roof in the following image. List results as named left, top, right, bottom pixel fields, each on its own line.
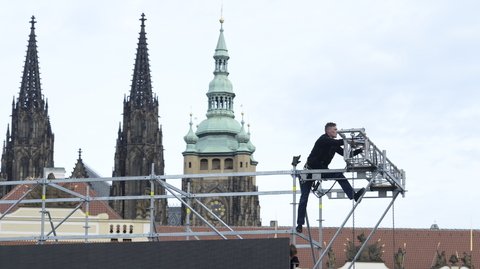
left=154, top=226, right=479, bottom=269
left=302, top=227, right=479, bottom=269
left=0, top=179, right=122, bottom=219
left=84, top=164, right=111, bottom=197
left=0, top=224, right=476, bottom=268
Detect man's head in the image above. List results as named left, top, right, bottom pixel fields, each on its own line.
left=325, top=122, right=338, bottom=138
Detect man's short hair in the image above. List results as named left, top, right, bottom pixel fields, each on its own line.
left=325, top=122, right=336, bottom=132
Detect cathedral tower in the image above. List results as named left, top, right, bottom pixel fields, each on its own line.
left=181, top=19, right=260, bottom=227
left=0, top=16, right=54, bottom=196
left=110, top=14, right=167, bottom=223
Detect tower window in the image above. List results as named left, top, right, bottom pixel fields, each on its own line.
left=240, top=162, right=243, bottom=168
left=189, top=162, right=192, bottom=168
left=224, top=158, right=233, bottom=169
left=212, top=159, right=220, bottom=170
left=200, top=159, right=208, bottom=170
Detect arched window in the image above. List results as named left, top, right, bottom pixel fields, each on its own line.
left=224, top=158, right=233, bottom=169
left=200, top=159, right=208, bottom=170
left=22, top=119, right=29, bottom=138
left=32, top=157, right=41, bottom=178
left=33, top=120, right=39, bottom=139
left=131, top=156, right=142, bottom=194
left=240, top=162, right=243, bottom=168
left=132, top=157, right=142, bottom=176
left=146, top=119, right=151, bottom=138
left=188, top=162, right=192, bottom=168
left=19, top=157, right=29, bottom=180
left=135, top=118, right=142, bottom=137
left=145, top=155, right=154, bottom=174
left=212, top=159, right=220, bottom=170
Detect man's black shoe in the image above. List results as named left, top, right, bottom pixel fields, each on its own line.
left=296, top=225, right=302, bottom=233
left=354, top=187, right=365, bottom=202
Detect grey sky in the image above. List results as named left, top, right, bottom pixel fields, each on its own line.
left=0, top=1, right=479, bottom=230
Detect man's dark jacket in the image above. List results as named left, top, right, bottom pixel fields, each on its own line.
left=306, top=133, right=361, bottom=169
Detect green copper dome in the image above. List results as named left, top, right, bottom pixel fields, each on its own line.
left=196, top=117, right=240, bottom=136
left=183, top=114, right=198, bottom=154
left=208, top=74, right=233, bottom=94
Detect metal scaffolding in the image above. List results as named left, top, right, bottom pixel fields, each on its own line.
left=292, top=128, right=406, bottom=269
left=0, top=128, right=406, bottom=269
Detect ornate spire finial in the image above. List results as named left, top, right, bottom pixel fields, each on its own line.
left=219, top=6, right=225, bottom=30
left=30, top=16, right=36, bottom=30
left=220, top=5, right=224, bottom=24
left=140, top=13, right=146, bottom=27
left=78, top=148, right=82, bottom=159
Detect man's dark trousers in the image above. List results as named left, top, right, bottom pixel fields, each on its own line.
left=297, top=172, right=354, bottom=226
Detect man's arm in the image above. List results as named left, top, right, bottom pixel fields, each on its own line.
left=337, top=146, right=363, bottom=157
left=353, top=148, right=363, bottom=156
left=317, top=135, right=343, bottom=147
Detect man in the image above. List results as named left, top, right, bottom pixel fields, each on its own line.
left=296, top=122, right=365, bottom=233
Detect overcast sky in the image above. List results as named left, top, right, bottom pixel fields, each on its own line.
left=0, top=1, right=479, bottom=230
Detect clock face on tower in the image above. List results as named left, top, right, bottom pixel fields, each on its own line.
left=208, top=200, right=226, bottom=220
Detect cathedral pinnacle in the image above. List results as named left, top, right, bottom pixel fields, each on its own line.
left=129, top=13, right=154, bottom=107
left=18, top=15, right=44, bottom=110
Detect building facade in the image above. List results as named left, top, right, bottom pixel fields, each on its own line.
left=181, top=19, right=260, bottom=227
left=110, top=14, right=167, bottom=224
left=0, top=16, right=54, bottom=197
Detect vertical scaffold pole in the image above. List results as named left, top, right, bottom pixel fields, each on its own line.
left=291, top=156, right=300, bottom=245
left=149, top=163, right=155, bottom=242
left=318, top=182, right=323, bottom=269
left=186, top=182, right=191, bottom=241
left=84, top=186, right=90, bottom=243
left=39, top=167, right=47, bottom=245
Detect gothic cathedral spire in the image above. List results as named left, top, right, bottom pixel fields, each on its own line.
left=0, top=16, right=54, bottom=196
left=130, top=13, right=154, bottom=107
left=110, top=14, right=167, bottom=223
